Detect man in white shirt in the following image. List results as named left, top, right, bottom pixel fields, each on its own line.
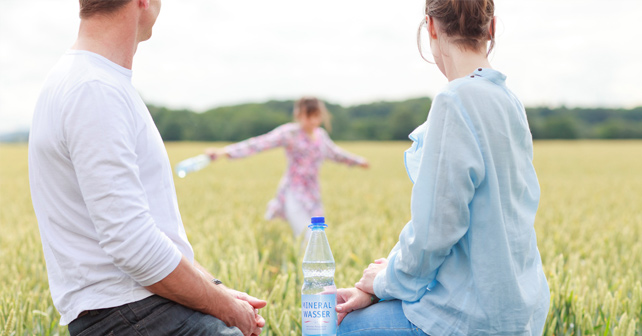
left=28, top=1, right=265, bottom=335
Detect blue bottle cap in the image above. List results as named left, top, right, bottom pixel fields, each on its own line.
left=308, top=216, right=327, bottom=228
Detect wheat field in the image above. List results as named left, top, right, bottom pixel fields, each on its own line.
left=1, top=141, right=641, bottom=336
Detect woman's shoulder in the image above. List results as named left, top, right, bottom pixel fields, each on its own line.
left=435, top=70, right=513, bottom=110
left=448, top=68, right=504, bottom=90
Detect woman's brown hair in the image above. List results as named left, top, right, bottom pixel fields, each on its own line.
left=423, top=0, right=495, bottom=54
left=294, top=97, right=333, bottom=132
left=79, top=0, right=132, bottom=19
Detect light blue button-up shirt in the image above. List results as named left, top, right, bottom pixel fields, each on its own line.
left=373, top=68, right=550, bottom=336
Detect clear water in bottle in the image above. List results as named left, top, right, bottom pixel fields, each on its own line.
left=175, top=154, right=210, bottom=178
left=301, top=216, right=337, bottom=336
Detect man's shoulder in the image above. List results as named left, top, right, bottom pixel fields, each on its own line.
left=47, top=51, right=129, bottom=95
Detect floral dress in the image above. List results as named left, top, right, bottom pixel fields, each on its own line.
left=224, top=122, right=367, bottom=220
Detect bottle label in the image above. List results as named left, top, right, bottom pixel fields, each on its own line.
left=301, top=294, right=337, bottom=336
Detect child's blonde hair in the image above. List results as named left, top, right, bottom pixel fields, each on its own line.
left=293, top=97, right=333, bottom=132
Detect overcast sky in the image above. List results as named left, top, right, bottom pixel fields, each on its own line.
left=1, top=0, right=641, bottom=133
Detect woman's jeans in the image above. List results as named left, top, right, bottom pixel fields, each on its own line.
left=338, top=300, right=429, bottom=336
left=67, top=295, right=242, bottom=336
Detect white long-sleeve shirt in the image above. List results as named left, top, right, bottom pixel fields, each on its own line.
left=28, top=50, right=193, bottom=325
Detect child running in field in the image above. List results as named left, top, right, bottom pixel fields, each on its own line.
left=206, top=97, right=369, bottom=239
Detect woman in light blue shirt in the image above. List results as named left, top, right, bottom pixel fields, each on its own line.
left=335, top=1, right=550, bottom=335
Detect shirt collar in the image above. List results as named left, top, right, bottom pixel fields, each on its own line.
left=471, top=67, right=506, bottom=86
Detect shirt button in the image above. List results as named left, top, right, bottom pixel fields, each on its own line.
left=478, top=68, right=482, bottom=71
left=470, top=75, right=475, bottom=78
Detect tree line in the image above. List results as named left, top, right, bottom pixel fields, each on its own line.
left=149, top=98, right=642, bottom=141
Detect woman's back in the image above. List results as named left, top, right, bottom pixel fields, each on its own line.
left=400, top=68, right=549, bottom=335
left=335, top=1, right=549, bottom=335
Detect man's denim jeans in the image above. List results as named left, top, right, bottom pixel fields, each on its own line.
left=68, top=295, right=242, bottom=336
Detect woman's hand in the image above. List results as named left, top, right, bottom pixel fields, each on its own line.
left=359, top=161, right=370, bottom=169
left=335, top=287, right=376, bottom=324
left=355, top=258, right=387, bottom=294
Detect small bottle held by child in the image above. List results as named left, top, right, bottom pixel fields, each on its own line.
left=175, top=154, right=211, bottom=178
left=301, top=216, right=337, bottom=336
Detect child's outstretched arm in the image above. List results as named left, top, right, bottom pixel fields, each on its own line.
left=320, top=129, right=369, bottom=168
left=205, top=124, right=290, bottom=160
left=205, top=147, right=228, bottom=160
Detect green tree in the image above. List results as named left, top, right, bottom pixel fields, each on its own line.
left=542, top=116, right=578, bottom=139
left=597, top=120, right=642, bottom=139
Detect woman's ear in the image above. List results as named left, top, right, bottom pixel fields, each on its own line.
left=428, top=16, right=438, bottom=40
left=489, top=16, right=497, bottom=40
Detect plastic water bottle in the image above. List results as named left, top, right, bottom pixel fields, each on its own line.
left=301, top=216, right=337, bottom=336
left=175, top=154, right=211, bottom=178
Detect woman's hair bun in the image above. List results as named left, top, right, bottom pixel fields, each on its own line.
left=426, top=0, right=495, bottom=52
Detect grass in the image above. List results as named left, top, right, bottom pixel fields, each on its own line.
left=0, top=140, right=640, bottom=335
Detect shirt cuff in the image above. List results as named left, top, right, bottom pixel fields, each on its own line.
left=373, top=269, right=395, bottom=301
